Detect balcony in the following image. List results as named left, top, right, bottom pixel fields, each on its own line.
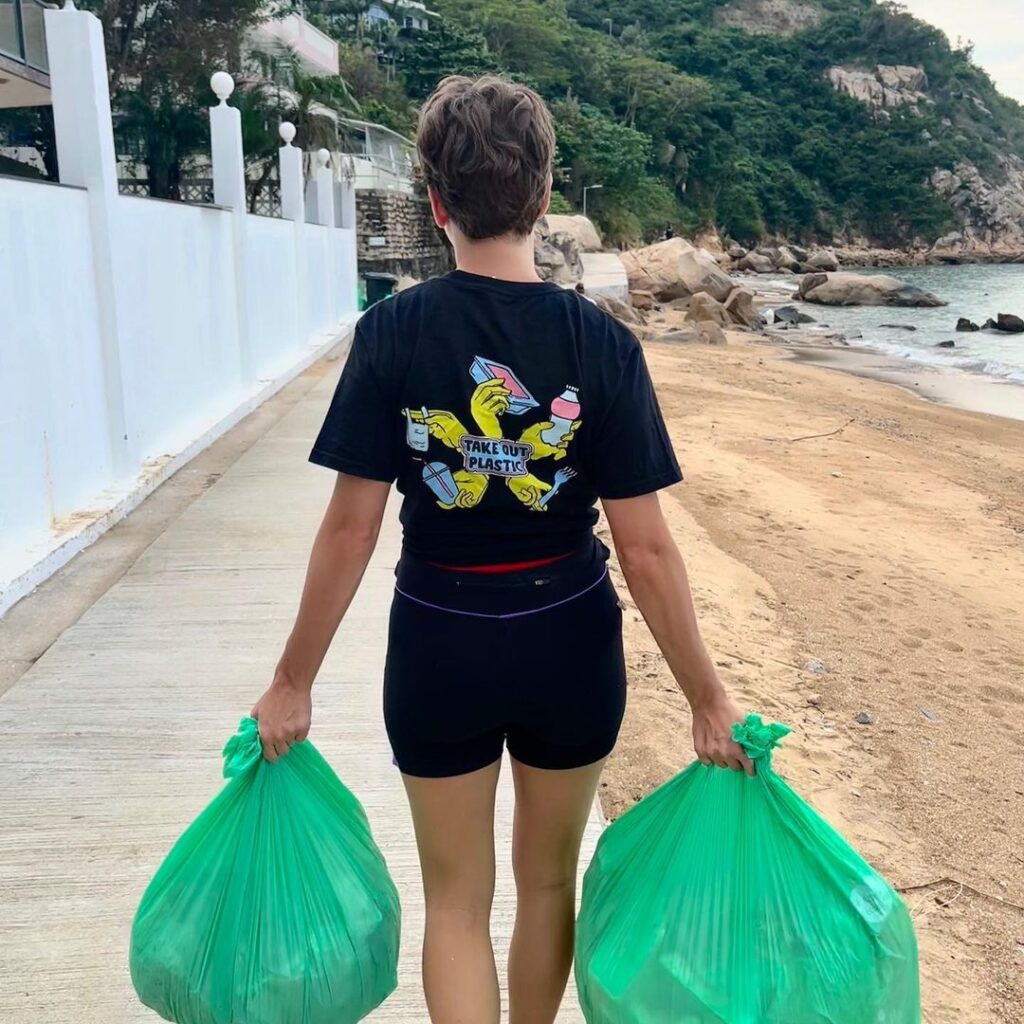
left=0, top=0, right=50, bottom=107
left=250, top=11, right=339, bottom=78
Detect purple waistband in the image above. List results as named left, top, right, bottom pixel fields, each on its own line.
left=394, top=566, right=609, bottom=620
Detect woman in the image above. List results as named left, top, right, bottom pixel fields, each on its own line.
left=252, top=75, right=751, bottom=1024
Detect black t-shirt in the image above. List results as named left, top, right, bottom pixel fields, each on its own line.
left=309, top=270, right=682, bottom=563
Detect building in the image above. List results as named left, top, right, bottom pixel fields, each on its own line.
left=249, top=10, right=339, bottom=77
left=338, top=117, right=417, bottom=194
left=367, top=1, right=438, bottom=32
left=0, top=0, right=50, bottom=108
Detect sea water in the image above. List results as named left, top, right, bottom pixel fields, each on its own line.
left=759, top=263, right=1024, bottom=386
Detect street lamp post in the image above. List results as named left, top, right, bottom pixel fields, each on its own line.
left=582, top=183, right=603, bottom=219
left=603, top=17, right=613, bottom=37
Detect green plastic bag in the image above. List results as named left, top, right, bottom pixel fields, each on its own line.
left=575, top=715, right=920, bottom=1024
left=130, top=718, right=400, bottom=1024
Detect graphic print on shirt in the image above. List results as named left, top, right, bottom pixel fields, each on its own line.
left=402, top=356, right=582, bottom=512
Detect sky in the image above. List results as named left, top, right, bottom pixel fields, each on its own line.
left=898, top=0, right=1024, bottom=102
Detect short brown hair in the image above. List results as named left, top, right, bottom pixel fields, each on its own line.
left=416, top=75, right=555, bottom=240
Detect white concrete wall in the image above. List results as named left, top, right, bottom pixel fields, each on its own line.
left=0, top=6, right=361, bottom=617
left=0, top=179, right=113, bottom=559
left=113, top=197, right=244, bottom=459
left=243, top=214, right=303, bottom=380
left=0, top=176, right=358, bottom=617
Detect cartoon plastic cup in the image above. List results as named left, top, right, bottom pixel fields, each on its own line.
left=422, top=461, right=458, bottom=502
left=405, top=406, right=430, bottom=452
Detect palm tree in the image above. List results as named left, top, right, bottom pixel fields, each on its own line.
left=241, top=47, right=361, bottom=212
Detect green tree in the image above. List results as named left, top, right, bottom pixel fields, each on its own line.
left=76, top=0, right=267, bottom=198
left=393, top=16, right=500, bottom=100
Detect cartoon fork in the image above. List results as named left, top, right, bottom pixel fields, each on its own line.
left=537, top=467, right=577, bottom=509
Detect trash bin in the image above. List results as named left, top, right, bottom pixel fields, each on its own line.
left=363, top=272, right=398, bottom=308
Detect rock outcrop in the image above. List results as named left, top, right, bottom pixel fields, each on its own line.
left=805, top=249, right=840, bottom=272
left=685, top=292, right=733, bottom=328
left=595, top=293, right=644, bottom=327
left=928, top=156, right=1024, bottom=262
left=723, top=287, right=763, bottom=330
left=773, top=305, right=815, bottom=325
left=995, top=313, right=1024, bottom=333
left=714, top=0, right=824, bottom=37
left=737, top=251, right=776, bottom=274
left=758, top=245, right=801, bottom=272
left=827, top=65, right=930, bottom=114
left=621, top=238, right=735, bottom=302
left=534, top=217, right=583, bottom=284
left=543, top=214, right=604, bottom=253
left=797, top=272, right=946, bottom=307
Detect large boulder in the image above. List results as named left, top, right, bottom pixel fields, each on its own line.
left=773, top=305, right=816, bottom=325
left=760, top=245, right=802, bottom=272
left=737, top=251, right=775, bottom=274
left=684, top=291, right=733, bottom=327
left=723, top=287, right=763, bottom=330
left=806, top=249, right=840, bottom=272
left=630, top=290, right=656, bottom=311
left=995, top=313, right=1024, bottom=333
left=621, top=238, right=735, bottom=302
left=543, top=214, right=604, bottom=252
left=534, top=217, right=583, bottom=284
left=956, top=317, right=980, bottom=332
left=727, top=242, right=748, bottom=260
left=797, top=272, right=946, bottom=307
left=595, top=293, right=644, bottom=326
left=698, top=321, right=728, bottom=346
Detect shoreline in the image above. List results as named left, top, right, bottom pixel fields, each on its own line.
left=781, top=342, right=1024, bottom=424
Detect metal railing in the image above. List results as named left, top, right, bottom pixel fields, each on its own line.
left=0, top=0, right=49, bottom=72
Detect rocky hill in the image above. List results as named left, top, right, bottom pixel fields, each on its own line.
left=331, top=0, right=1024, bottom=255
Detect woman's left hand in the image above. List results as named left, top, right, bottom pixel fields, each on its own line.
left=692, top=695, right=754, bottom=775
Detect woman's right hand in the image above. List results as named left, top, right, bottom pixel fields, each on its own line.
left=692, top=694, right=754, bottom=775
left=251, top=678, right=312, bottom=762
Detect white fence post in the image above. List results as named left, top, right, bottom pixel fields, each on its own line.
left=314, top=150, right=338, bottom=322
left=314, top=148, right=335, bottom=228
left=43, top=0, right=137, bottom=476
left=208, top=71, right=253, bottom=385
left=209, top=72, right=246, bottom=211
left=337, top=160, right=358, bottom=315
left=278, top=122, right=305, bottom=223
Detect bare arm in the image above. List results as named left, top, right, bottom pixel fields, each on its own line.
left=252, top=473, right=390, bottom=761
left=603, top=492, right=753, bottom=774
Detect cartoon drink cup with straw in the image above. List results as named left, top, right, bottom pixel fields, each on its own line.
left=541, top=387, right=581, bottom=446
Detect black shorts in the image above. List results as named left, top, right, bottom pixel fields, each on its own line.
left=384, top=539, right=627, bottom=778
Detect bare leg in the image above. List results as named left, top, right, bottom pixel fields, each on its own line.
left=507, top=757, right=606, bottom=1024
left=402, top=761, right=502, bottom=1024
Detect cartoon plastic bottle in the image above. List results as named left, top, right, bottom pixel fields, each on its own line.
left=540, top=387, right=581, bottom=446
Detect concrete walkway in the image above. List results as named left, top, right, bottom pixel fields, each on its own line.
left=0, top=353, right=598, bottom=1023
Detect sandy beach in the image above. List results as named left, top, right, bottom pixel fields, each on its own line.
left=601, top=333, right=1024, bottom=1023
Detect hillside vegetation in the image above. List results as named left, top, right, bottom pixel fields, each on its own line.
left=327, top=0, right=1024, bottom=247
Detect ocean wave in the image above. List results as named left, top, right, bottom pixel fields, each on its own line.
left=864, top=339, right=1024, bottom=385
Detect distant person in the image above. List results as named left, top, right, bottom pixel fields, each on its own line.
left=664, top=224, right=675, bottom=240
left=251, top=74, right=750, bottom=1024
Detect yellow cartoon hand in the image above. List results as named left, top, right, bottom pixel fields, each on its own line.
left=518, top=420, right=582, bottom=461
left=470, top=378, right=511, bottom=438
left=507, top=473, right=551, bottom=512
left=437, top=471, right=488, bottom=510
left=407, top=409, right=466, bottom=450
